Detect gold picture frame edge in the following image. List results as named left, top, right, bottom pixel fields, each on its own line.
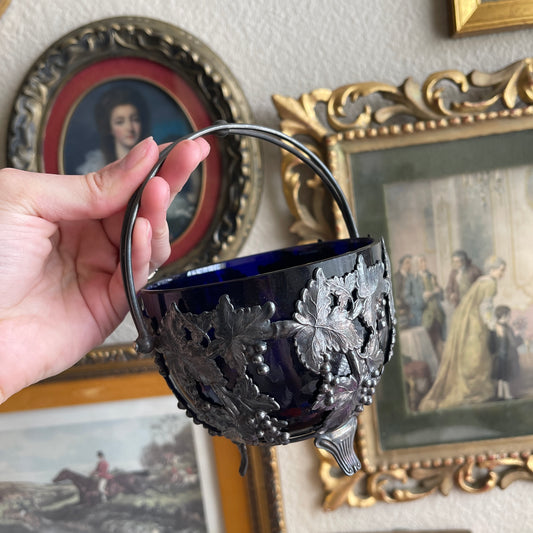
left=325, top=107, right=533, bottom=242
left=273, top=57, right=533, bottom=243
left=273, top=56, right=533, bottom=508
left=246, top=446, right=287, bottom=533
left=450, top=0, right=533, bottom=36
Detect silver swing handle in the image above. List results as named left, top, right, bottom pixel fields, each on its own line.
left=120, top=122, right=359, bottom=353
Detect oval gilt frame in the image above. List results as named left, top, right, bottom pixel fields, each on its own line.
left=7, top=16, right=262, bottom=372
left=7, top=16, right=262, bottom=275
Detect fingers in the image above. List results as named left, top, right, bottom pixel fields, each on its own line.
left=136, top=138, right=211, bottom=269
left=108, top=215, right=152, bottom=319
left=0, top=134, right=210, bottom=297
left=1, top=137, right=209, bottom=224
left=107, top=137, right=210, bottom=306
left=1, top=137, right=160, bottom=222
left=157, top=138, right=210, bottom=199
left=131, top=217, right=152, bottom=293
left=101, top=137, right=210, bottom=257
left=140, top=177, right=171, bottom=271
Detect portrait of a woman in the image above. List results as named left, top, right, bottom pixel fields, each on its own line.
left=419, top=255, right=507, bottom=411
left=75, top=85, right=151, bottom=173
left=62, top=79, right=201, bottom=242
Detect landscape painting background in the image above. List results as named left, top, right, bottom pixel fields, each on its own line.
left=0, top=395, right=223, bottom=533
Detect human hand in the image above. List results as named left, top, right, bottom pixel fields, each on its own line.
left=0, top=136, right=209, bottom=402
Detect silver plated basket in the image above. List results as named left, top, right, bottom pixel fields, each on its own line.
left=120, top=122, right=396, bottom=475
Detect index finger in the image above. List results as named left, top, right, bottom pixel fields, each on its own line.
left=157, top=137, right=211, bottom=199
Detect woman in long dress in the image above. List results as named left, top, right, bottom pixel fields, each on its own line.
left=419, top=255, right=506, bottom=411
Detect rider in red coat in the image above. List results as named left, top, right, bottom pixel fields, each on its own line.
left=92, top=451, right=113, bottom=502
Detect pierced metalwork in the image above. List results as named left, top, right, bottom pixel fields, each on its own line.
left=154, top=248, right=394, bottom=474
left=121, top=122, right=395, bottom=476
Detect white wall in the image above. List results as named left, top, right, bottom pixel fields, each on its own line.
left=1, top=1, right=531, bottom=532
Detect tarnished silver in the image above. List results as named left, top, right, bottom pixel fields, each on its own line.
left=155, top=248, right=394, bottom=474
left=121, top=122, right=359, bottom=355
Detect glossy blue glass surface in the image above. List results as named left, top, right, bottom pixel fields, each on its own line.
left=141, top=238, right=388, bottom=441
left=146, top=237, right=374, bottom=291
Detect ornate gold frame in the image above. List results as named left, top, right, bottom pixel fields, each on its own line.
left=450, top=0, right=533, bottom=36
left=273, top=57, right=533, bottom=508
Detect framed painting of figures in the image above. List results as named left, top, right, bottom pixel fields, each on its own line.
left=274, top=57, right=533, bottom=507
left=0, top=395, right=225, bottom=532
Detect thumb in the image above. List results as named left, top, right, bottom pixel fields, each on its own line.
left=4, top=137, right=160, bottom=222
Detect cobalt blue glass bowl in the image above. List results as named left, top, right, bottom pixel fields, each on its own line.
left=120, top=123, right=396, bottom=476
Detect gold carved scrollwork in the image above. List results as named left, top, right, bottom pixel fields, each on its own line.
left=273, top=58, right=533, bottom=243
left=273, top=89, right=335, bottom=242
left=319, top=448, right=533, bottom=510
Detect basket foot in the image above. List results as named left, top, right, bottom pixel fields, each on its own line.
left=314, top=416, right=361, bottom=476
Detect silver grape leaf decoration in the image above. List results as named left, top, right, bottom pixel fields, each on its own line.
left=159, top=303, right=226, bottom=390
left=313, top=374, right=360, bottom=429
left=381, top=238, right=396, bottom=320
left=156, top=296, right=287, bottom=444
left=355, top=254, right=384, bottom=328
left=222, top=377, right=286, bottom=444
left=154, top=247, right=394, bottom=449
left=291, top=268, right=365, bottom=373
left=208, top=295, right=275, bottom=373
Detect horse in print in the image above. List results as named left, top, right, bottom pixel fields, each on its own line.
left=53, top=468, right=146, bottom=504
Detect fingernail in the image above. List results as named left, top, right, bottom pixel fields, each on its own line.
left=195, top=138, right=211, bottom=159
left=122, top=137, right=154, bottom=170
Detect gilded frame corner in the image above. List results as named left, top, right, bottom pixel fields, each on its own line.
left=273, top=57, right=533, bottom=508
left=450, top=0, right=533, bottom=36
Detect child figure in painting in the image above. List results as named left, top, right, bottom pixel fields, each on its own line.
left=489, top=305, right=523, bottom=400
